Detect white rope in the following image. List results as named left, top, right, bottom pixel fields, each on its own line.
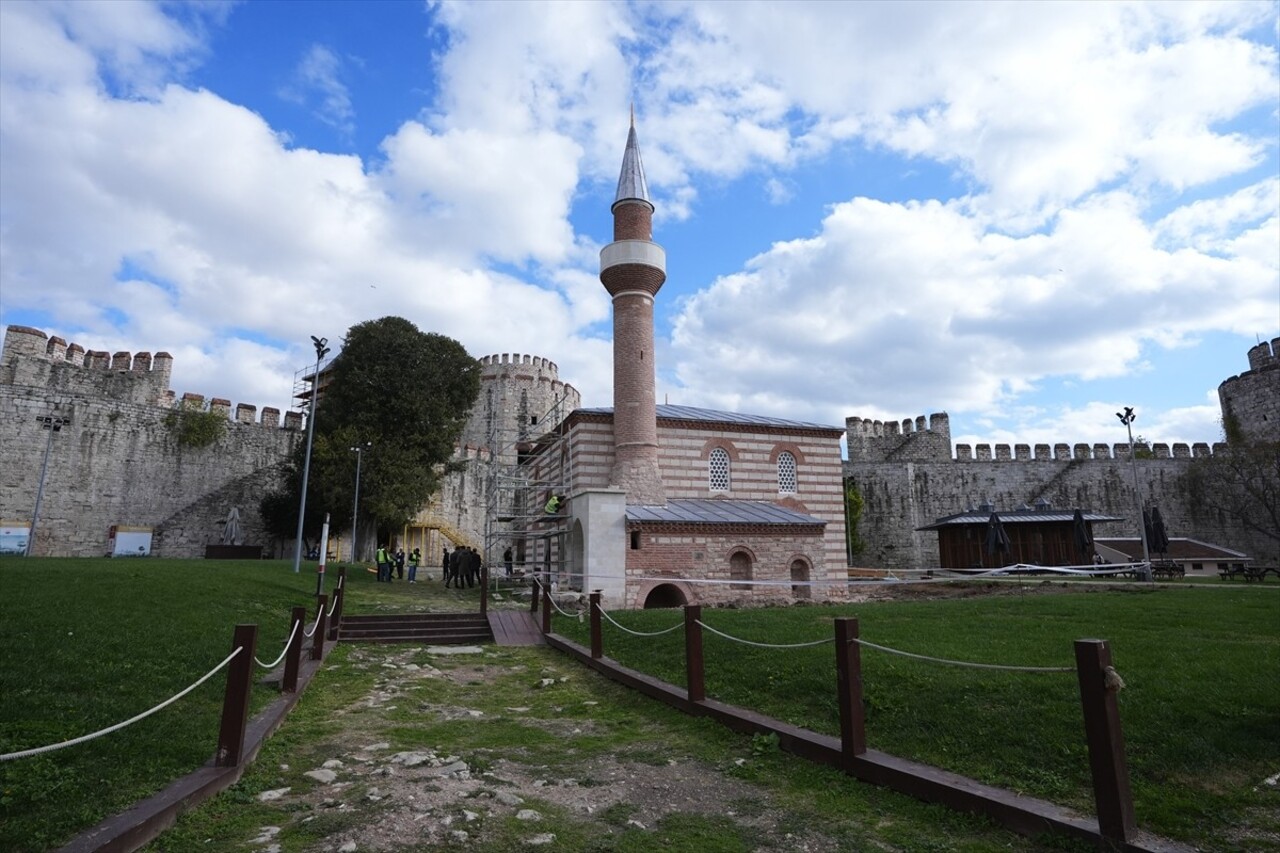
left=851, top=637, right=1075, bottom=673
left=695, top=619, right=834, bottom=649
left=302, top=609, right=324, bottom=638
left=326, top=594, right=339, bottom=618
left=632, top=562, right=1152, bottom=588
left=597, top=605, right=683, bottom=637
left=254, top=621, right=300, bottom=669
left=0, top=647, right=244, bottom=761
left=547, top=593, right=583, bottom=620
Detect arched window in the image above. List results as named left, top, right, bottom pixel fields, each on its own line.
left=709, top=447, right=730, bottom=492
left=789, top=558, right=810, bottom=599
left=729, top=550, right=752, bottom=590
left=777, top=451, right=797, bottom=494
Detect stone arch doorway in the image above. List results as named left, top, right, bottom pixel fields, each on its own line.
left=569, top=519, right=585, bottom=592
left=644, top=583, right=687, bottom=609
left=789, top=558, right=811, bottom=599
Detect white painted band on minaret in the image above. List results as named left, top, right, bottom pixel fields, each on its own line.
left=608, top=290, right=655, bottom=303
left=600, top=240, right=666, bottom=274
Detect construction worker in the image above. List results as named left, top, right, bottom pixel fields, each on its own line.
left=545, top=494, right=563, bottom=514
left=408, top=547, right=421, bottom=583
left=376, top=544, right=391, bottom=583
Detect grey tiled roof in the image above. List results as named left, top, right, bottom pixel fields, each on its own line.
left=627, top=499, right=826, bottom=526
left=917, top=509, right=1121, bottom=531
left=576, top=404, right=842, bottom=432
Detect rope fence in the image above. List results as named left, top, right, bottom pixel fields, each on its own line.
left=254, top=620, right=300, bottom=669
left=0, top=647, right=244, bottom=762
left=302, top=608, right=324, bottom=638
left=695, top=618, right=834, bottom=649
left=850, top=637, right=1076, bottom=673
left=598, top=605, right=683, bottom=637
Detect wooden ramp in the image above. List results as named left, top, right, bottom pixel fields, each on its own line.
left=487, top=610, right=545, bottom=646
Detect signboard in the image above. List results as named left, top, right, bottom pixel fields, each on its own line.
left=0, top=523, right=30, bottom=555
left=108, top=525, right=153, bottom=557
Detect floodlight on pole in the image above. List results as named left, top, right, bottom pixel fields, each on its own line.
left=349, top=442, right=371, bottom=562
left=1115, top=406, right=1152, bottom=580
left=292, top=336, right=331, bottom=574
left=27, top=415, right=71, bottom=557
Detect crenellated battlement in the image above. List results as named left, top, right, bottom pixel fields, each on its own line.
left=2, top=325, right=300, bottom=429
left=846, top=412, right=952, bottom=462
left=950, top=441, right=1219, bottom=461
left=461, top=351, right=583, bottom=459
left=479, top=352, right=559, bottom=373
left=1219, top=336, right=1280, bottom=442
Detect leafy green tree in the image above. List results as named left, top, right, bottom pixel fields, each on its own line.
left=260, top=317, right=481, bottom=554
left=844, top=477, right=866, bottom=560
left=1182, top=432, right=1280, bottom=546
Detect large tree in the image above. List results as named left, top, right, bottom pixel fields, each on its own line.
left=261, top=317, right=481, bottom=553
left=1181, top=416, right=1280, bottom=547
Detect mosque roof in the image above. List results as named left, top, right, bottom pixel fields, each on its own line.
left=575, top=403, right=843, bottom=432
left=613, top=115, right=651, bottom=208
left=626, top=499, right=826, bottom=527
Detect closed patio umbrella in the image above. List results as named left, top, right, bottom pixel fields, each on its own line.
left=1072, top=508, right=1093, bottom=563
left=1147, top=505, right=1170, bottom=557
left=985, top=512, right=1011, bottom=567
left=222, top=506, right=241, bottom=546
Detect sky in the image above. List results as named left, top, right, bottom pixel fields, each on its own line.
left=1, top=0, right=1277, bottom=453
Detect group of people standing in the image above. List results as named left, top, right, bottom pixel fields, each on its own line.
left=374, top=545, right=422, bottom=582
left=442, top=546, right=483, bottom=588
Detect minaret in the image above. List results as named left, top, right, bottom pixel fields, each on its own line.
left=599, top=114, right=667, bottom=505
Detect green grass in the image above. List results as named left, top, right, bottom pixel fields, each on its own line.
left=3, top=563, right=1276, bottom=851
left=556, top=584, right=1280, bottom=849
left=0, top=557, right=382, bottom=851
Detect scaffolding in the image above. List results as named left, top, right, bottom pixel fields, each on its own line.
left=482, top=392, right=577, bottom=594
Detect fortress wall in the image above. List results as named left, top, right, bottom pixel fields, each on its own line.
left=416, top=444, right=492, bottom=549
left=459, top=353, right=581, bottom=462
left=1, top=325, right=300, bottom=557
left=1219, top=337, right=1280, bottom=442
left=845, top=452, right=1265, bottom=571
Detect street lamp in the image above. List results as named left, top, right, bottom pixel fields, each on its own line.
left=349, top=442, right=371, bottom=562
left=27, top=415, right=71, bottom=557
left=292, top=336, right=331, bottom=574
left=1115, top=406, right=1151, bottom=580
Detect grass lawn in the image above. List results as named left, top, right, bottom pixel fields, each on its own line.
left=554, top=582, right=1280, bottom=850
left=2, top=562, right=1276, bottom=851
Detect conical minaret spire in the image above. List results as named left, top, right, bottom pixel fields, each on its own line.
left=599, top=116, right=667, bottom=505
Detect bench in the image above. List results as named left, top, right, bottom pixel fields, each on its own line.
left=1219, top=565, right=1276, bottom=582
left=1151, top=561, right=1184, bottom=580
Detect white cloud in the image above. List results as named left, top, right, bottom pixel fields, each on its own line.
left=279, top=44, right=356, bottom=136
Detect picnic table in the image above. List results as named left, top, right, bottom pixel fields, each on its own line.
left=1151, top=561, right=1184, bottom=580
left=1219, top=565, right=1278, bottom=582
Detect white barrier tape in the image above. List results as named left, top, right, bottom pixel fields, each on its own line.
left=597, top=605, right=683, bottom=637
left=254, top=621, right=301, bottom=669
left=852, top=637, right=1075, bottom=673
left=695, top=619, right=834, bottom=649
left=0, top=647, right=244, bottom=761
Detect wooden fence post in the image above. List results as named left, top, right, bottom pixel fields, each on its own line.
left=480, top=564, right=489, bottom=615
left=834, top=617, right=866, bottom=765
left=311, top=596, right=328, bottom=661
left=327, top=568, right=346, bottom=641
left=684, top=604, right=705, bottom=703
left=1074, top=639, right=1136, bottom=849
left=589, top=591, right=602, bottom=659
left=541, top=577, right=552, bottom=634
left=215, top=623, right=258, bottom=767
left=283, top=606, right=305, bottom=693
left=530, top=576, right=540, bottom=613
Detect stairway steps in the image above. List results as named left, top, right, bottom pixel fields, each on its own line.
left=336, top=612, right=493, bottom=645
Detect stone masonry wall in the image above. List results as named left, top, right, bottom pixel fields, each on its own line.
left=0, top=373, right=298, bottom=558
left=1219, top=337, right=1280, bottom=442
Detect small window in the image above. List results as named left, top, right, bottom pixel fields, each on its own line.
left=630, top=531, right=641, bottom=550
left=709, top=447, right=730, bottom=492
left=730, top=551, right=752, bottom=590
left=530, top=415, right=538, bottom=425
left=777, top=451, right=797, bottom=494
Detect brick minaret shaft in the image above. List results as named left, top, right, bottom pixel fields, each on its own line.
left=599, top=117, right=668, bottom=505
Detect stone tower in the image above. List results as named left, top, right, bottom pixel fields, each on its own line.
left=599, top=115, right=667, bottom=505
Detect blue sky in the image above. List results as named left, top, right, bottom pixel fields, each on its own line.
left=1, top=0, right=1276, bottom=451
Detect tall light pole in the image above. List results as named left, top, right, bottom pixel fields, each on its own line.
left=27, top=415, right=71, bottom=557
left=1115, top=406, right=1151, bottom=580
left=293, top=336, right=331, bottom=574
left=349, top=442, right=371, bottom=562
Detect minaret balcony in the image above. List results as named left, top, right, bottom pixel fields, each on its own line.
left=600, top=240, right=666, bottom=275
